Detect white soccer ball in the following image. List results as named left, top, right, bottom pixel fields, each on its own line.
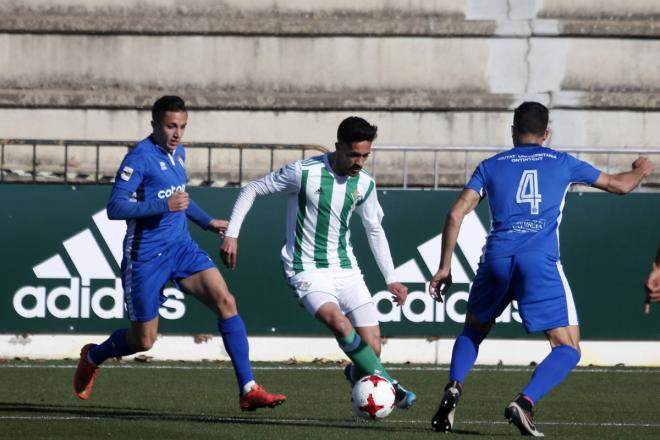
left=351, top=374, right=396, bottom=419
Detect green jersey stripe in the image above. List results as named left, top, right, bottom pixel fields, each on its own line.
left=338, top=175, right=359, bottom=268
left=313, top=167, right=335, bottom=268
left=292, top=169, right=309, bottom=272
left=357, top=180, right=375, bottom=206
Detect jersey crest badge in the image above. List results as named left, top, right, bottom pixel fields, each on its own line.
left=351, top=190, right=362, bottom=203
left=120, top=166, right=134, bottom=181
left=160, top=161, right=167, bottom=171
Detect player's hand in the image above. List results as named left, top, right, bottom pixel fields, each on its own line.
left=429, top=268, right=452, bottom=303
left=644, top=262, right=660, bottom=314
left=632, top=157, right=654, bottom=177
left=208, top=219, right=228, bottom=237
left=168, top=191, right=189, bottom=212
left=220, top=236, right=238, bottom=270
left=387, top=282, right=408, bottom=306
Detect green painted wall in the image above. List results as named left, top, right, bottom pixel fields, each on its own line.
left=1, top=185, right=658, bottom=340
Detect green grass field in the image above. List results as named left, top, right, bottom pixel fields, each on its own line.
left=1, top=360, right=659, bottom=439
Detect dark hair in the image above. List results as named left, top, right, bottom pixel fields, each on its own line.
left=513, top=101, right=548, bottom=135
left=152, top=95, right=187, bottom=123
left=337, top=116, right=378, bottom=145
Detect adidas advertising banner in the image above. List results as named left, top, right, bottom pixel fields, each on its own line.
left=1, top=185, right=659, bottom=339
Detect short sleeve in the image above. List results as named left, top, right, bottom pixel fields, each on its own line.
left=464, top=162, right=486, bottom=196
left=565, top=153, right=601, bottom=185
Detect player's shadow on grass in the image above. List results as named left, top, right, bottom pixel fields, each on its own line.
left=449, top=428, right=492, bottom=436
left=0, top=402, right=427, bottom=434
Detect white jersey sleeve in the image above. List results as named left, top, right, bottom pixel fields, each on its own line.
left=355, top=186, right=397, bottom=285
left=225, top=161, right=301, bottom=238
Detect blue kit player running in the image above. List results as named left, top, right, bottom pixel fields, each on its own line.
left=73, top=95, right=286, bottom=411
left=428, top=102, right=653, bottom=436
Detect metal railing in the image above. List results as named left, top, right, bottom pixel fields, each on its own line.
left=371, top=145, right=660, bottom=190
left=1, top=140, right=659, bottom=190
left=0, top=139, right=327, bottom=185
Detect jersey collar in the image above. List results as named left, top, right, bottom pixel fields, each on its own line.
left=323, top=152, right=352, bottom=181
left=148, top=135, right=179, bottom=156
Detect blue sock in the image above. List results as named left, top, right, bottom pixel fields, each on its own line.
left=522, top=345, right=581, bottom=403
left=449, top=326, right=485, bottom=383
left=219, top=315, right=255, bottom=394
left=88, top=328, right=135, bottom=365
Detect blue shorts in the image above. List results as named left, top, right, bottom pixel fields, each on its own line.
left=121, top=239, right=215, bottom=322
left=468, top=252, right=578, bottom=333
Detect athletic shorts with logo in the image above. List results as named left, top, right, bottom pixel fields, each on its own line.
left=121, top=238, right=215, bottom=322
left=287, top=269, right=379, bottom=327
left=468, top=251, right=578, bottom=333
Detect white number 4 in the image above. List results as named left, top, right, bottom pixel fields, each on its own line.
left=516, top=170, right=542, bottom=214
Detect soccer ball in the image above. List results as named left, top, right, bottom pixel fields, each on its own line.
left=351, top=374, right=396, bottom=419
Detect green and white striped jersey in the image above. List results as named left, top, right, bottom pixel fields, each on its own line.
left=226, top=153, right=397, bottom=283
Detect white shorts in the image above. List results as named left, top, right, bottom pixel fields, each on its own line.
left=287, top=269, right=379, bottom=328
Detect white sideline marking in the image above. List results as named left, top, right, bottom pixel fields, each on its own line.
left=0, top=415, right=658, bottom=428
left=1, top=363, right=659, bottom=374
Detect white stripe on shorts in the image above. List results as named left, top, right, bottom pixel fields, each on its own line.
left=556, top=260, right=579, bottom=326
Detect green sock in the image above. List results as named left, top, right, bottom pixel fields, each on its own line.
left=337, top=330, right=393, bottom=382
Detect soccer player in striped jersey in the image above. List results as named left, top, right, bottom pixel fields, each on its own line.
left=221, top=116, right=417, bottom=409
left=428, top=102, right=654, bottom=436
left=73, top=95, right=286, bottom=411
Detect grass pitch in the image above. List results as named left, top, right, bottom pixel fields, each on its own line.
left=1, top=360, right=659, bottom=439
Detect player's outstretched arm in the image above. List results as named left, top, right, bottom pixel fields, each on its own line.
left=207, top=219, right=228, bottom=236
left=184, top=197, right=228, bottom=235
left=429, top=189, right=481, bottom=302
left=222, top=161, right=301, bottom=270
left=355, top=189, right=407, bottom=303
left=185, top=198, right=221, bottom=231
left=592, top=157, right=654, bottom=194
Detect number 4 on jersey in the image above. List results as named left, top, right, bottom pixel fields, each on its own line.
left=516, top=170, right=542, bottom=214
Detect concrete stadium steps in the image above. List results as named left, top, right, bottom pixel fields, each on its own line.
left=0, top=0, right=659, bottom=112
left=1, top=0, right=659, bottom=186
left=1, top=0, right=658, bottom=37
left=1, top=34, right=659, bottom=111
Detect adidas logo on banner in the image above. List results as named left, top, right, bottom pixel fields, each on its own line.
left=372, top=211, right=522, bottom=324
left=12, top=209, right=186, bottom=321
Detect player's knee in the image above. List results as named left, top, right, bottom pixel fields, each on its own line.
left=133, top=334, right=157, bottom=351
left=329, top=314, right=352, bottom=336
left=218, top=292, right=236, bottom=312
left=547, top=328, right=580, bottom=353
left=465, top=315, right=490, bottom=338
left=216, top=291, right=237, bottom=315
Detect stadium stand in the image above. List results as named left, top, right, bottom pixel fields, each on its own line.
left=0, top=0, right=659, bottom=186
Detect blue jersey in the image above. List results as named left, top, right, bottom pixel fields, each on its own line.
left=107, top=136, right=212, bottom=261
left=465, top=144, right=601, bottom=260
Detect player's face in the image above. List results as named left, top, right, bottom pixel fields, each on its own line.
left=152, top=111, right=188, bottom=152
left=335, top=140, right=372, bottom=176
